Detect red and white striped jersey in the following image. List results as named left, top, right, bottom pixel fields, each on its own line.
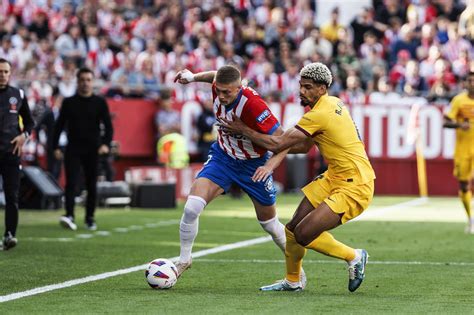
left=212, top=84, right=280, bottom=160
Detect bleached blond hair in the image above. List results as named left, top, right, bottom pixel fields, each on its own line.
left=300, top=62, right=332, bottom=87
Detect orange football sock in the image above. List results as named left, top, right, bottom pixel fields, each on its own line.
left=304, top=231, right=356, bottom=262
left=285, top=228, right=307, bottom=283
left=459, top=191, right=472, bottom=219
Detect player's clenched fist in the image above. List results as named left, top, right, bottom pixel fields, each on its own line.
left=174, top=69, right=195, bottom=84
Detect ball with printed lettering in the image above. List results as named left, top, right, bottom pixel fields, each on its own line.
left=145, top=258, right=178, bottom=289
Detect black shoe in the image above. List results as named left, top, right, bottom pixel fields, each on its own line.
left=3, top=232, right=18, bottom=251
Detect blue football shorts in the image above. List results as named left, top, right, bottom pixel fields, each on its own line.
left=196, top=143, right=276, bottom=206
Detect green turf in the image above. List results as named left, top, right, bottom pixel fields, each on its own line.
left=0, top=195, right=473, bottom=314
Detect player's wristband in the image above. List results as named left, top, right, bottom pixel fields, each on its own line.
left=23, top=131, right=30, bottom=139
left=181, top=71, right=195, bottom=82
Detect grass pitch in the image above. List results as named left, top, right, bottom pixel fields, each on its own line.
left=0, top=194, right=473, bottom=314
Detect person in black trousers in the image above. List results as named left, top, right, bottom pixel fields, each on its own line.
left=52, top=67, right=113, bottom=231
left=0, top=58, right=34, bottom=250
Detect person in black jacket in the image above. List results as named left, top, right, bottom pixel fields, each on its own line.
left=52, top=67, right=113, bottom=231
left=0, top=58, right=34, bottom=250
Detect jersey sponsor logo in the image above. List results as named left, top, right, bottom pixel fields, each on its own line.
left=256, top=109, right=270, bottom=124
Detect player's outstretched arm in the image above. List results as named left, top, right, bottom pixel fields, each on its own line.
left=443, top=115, right=470, bottom=130
left=174, top=69, right=217, bottom=85
left=219, top=114, right=306, bottom=153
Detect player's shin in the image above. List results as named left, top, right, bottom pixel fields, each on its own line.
left=285, top=227, right=307, bottom=283
left=459, top=190, right=472, bottom=219
left=259, top=216, right=286, bottom=252
left=304, top=231, right=356, bottom=263
left=179, top=195, right=207, bottom=263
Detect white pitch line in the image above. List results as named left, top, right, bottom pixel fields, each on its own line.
left=353, top=197, right=428, bottom=221
left=194, top=258, right=474, bottom=267
left=0, top=236, right=271, bottom=304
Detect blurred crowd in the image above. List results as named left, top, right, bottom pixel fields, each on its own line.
left=1, top=0, right=473, bottom=112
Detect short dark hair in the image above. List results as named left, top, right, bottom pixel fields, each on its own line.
left=468, top=71, right=474, bottom=77
left=0, top=58, right=11, bottom=67
left=76, top=67, right=94, bottom=79
left=215, top=65, right=241, bottom=85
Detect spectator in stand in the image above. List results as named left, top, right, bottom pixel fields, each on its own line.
left=84, top=24, right=100, bottom=54
left=442, top=22, right=471, bottom=63
left=86, top=36, right=115, bottom=80
left=350, top=7, right=384, bottom=53
left=254, top=62, right=280, bottom=99
left=299, top=27, right=332, bottom=61
left=389, top=24, right=419, bottom=67
left=420, top=23, right=439, bottom=50
left=452, top=48, right=471, bottom=78
left=398, top=60, right=428, bottom=96
left=142, top=58, right=161, bottom=99
left=136, top=39, right=166, bottom=77
left=435, top=0, right=465, bottom=22
left=419, top=44, right=442, bottom=79
left=436, top=15, right=450, bottom=44
left=374, top=0, right=406, bottom=29
left=58, top=66, right=77, bottom=97
left=360, top=47, right=387, bottom=91
left=155, top=88, right=181, bottom=140
left=340, top=75, right=366, bottom=105
left=369, top=76, right=401, bottom=106
left=28, top=10, right=49, bottom=40
left=109, top=57, right=144, bottom=98
left=216, top=43, right=245, bottom=70
left=427, top=58, right=457, bottom=90
left=389, top=49, right=410, bottom=86
left=359, top=30, right=383, bottom=58
left=321, top=7, right=344, bottom=44
left=334, top=42, right=360, bottom=85
left=54, top=25, right=87, bottom=67
left=280, top=59, right=301, bottom=103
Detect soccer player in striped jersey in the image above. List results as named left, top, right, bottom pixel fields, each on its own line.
left=221, top=62, right=376, bottom=292
left=173, top=65, right=306, bottom=286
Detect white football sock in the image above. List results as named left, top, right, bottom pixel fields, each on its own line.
left=348, top=249, right=362, bottom=266
left=259, top=216, right=286, bottom=252
left=179, top=195, right=206, bottom=263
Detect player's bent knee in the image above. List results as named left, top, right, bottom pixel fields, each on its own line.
left=459, top=181, right=469, bottom=192
left=182, top=195, right=207, bottom=223
left=293, top=225, right=313, bottom=247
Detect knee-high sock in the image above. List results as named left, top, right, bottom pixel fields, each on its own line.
left=304, top=231, right=355, bottom=262
left=179, top=196, right=207, bottom=263
left=259, top=216, right=286, bottom=252
left=459, top=191, right=472, bottom=219
left=285, top=228, right=307, bottom=283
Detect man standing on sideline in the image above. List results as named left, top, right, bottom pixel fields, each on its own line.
left=221, top=62, right=375, bottom=292
left=0, top=58, right=34, bottom=250
left=443, top=71, right=474, bottom=234
left=173, top=65, right=306, bottom=286
left=52, top=68, right=113, bottom=231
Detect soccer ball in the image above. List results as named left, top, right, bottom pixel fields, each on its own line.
left=145, top=258, right=178, bottom=289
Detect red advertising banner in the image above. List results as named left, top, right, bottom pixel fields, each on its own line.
left=109, top=99, right=458, bottom=196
